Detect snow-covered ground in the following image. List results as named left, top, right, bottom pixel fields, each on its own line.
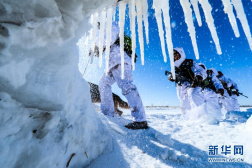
left=88, top=105, right=252, bottom=168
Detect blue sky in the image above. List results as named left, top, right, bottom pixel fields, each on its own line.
left=110, top=0, right=252, bottom=106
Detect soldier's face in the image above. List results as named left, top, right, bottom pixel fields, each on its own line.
left=174, top=50, right=181, bottom=61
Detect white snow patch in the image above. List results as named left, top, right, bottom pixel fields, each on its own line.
left=0, top=59, right=33, bottom=88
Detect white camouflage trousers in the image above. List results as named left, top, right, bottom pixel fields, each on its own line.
left=99, top=64, right=146, bottom=122
left=203, top=88, right=222, bottom=120
left=219, top=90, right=240, bottom=112
left=176, top=83, right=205, bottom=114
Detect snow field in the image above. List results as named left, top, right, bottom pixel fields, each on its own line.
left=88, top=106, right=252, bottom=167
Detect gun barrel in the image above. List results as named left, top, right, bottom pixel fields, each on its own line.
left=165, top=70, right=172, bottom=76
left=239, top=93, right=248, bottom=98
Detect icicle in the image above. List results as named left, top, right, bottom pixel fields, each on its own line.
left=90, top=13, right=99, bottom=64
left=232, top=0, right=252, bottom=50
left=84, top=33, right=89, bottom=59
left=118, top=1, right=126, bottom=79
left=221, top=0, right=240, bottom=37
left=162, top=0, right=175, bottom=77
left=136, top=0, right=145, bottom=65
left=143, top=0, right=149, bottom=44
left=105, top=7, right=113, bottom=75
left=153, top=0, right=167, bottom=63
left=180, top=0, right=199, bottom=59
left=99, top=10, right=106, bottom=68
left=190, top=0, right=202, bottom=26
left=89, top=15, right=94, bottom=64
left=198, top=0, right=222, bottom=55
left=112, top=6, right=116, bottom=22
left=129, top=0, right=137, bottom=70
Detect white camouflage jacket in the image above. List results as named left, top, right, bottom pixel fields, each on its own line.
left=96, top=22, right=132, bottom=70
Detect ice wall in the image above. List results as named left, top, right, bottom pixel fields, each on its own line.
left=0, top=0, right=115, bottom=167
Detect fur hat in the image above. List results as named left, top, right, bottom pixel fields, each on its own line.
left=174, top=47, right=186, bottom=68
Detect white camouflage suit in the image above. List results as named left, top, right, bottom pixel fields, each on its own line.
left=228, top=78, right=240, bottom=111
left=174, top=48, right=207, bottom=114
left=98, top=22, right=146, bottom=122
left=214, top=70, right=240, bottom=112
left=200, top=65, right=224, bottom=120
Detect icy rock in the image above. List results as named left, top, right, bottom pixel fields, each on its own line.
left=178, top=155, right=187, bottom=162
left=0, top=92, right=22, bottom=109
left=0, top=59, right=33, bottom=89
left=160, top=149, right=169, bottom=160
left=168, top=150, right=178, bottom=161
left=155, top=132, right=174, bottom=146
left=181, top=148, right=186, bottom=154
left=160, top=148, right=177, bottom=161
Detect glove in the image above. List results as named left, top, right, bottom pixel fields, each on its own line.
left=232, top=89, right=239, bottom=96
left=168, top=75, right=175, bottom=82
left=191, top=75, right=203, bottom=88
left=222, top=83, right=227, bottom=88
left=89, top=46, right=99, bottom=57
left=218, top=71, right=223, bottom=77
left=218, top=88, right=224, bottom=96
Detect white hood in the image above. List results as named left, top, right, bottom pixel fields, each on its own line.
left=210, top=68, right=218, bottom=76
left=198, top=63, right=206, bottom=70
left=174, top=47, right=186, bottom=67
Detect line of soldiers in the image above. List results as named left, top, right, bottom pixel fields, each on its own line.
left=167, top=47, right=245, bottom=122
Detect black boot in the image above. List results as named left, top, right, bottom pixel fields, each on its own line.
left=125, top=121, right=148, bottom=130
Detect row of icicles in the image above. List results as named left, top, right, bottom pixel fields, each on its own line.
left=86, top=0, right=252, bottom=79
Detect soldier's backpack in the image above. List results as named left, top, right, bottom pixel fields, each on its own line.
left=114, top=34, right=138, bottom=63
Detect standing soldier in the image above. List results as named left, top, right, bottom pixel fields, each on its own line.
left=168, top=47, right=207, bottom=115
left=92, top=22, right=148, bottom=130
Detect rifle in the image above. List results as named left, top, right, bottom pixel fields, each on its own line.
left=228, top=87, right=248, bottom=98
left=165, top=70, right=193, bottom=85
left=231, top=88, right=248, bottom=98
left=237, top=92, right=248, bottom=98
